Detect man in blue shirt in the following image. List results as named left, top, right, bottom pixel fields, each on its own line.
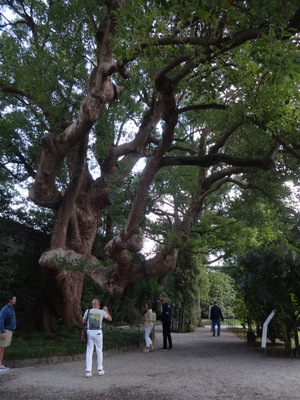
left=0, top=295, right=17, bottom=372
left=160, top=297, right=173, bottom=350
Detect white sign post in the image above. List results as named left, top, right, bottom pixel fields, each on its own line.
left=261, top=310, right=276, bottom=348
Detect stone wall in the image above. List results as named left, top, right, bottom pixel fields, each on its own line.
left=0, top=217, right=49, bottom=257
left=0, top=217, right=50, bottom=322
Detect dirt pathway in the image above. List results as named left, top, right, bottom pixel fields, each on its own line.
left=0, top=325, right=299, bottom=400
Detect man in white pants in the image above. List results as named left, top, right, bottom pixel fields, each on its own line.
left=82, top=298, right=112, bottom=378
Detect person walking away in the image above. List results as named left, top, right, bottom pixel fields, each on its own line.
left=208, top=302, right=213, bottom=332
left=210, top=301, right=224, bottom=336
left=0, top=295, right=17, bottom=372
left=82, top=298, right=112, bottom=378
left=142, top=302, right=156, bottom=352
left=160, top=297, right=172, bottom=350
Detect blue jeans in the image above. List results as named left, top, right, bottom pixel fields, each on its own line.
left=212, top=319, right=221, bottom=335
left=144, top=326, right=153, bottom=347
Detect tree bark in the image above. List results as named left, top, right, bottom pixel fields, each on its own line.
left=38, top=270, right=85, bottom=329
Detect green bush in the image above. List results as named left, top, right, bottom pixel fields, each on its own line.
left=5, top=325, right=143, bottom=361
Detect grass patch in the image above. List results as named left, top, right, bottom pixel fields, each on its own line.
left=202, top=319, right=243, bottom=328
left=5, top=324, right=143, bottom=361
left=227, top=325, right=247, bottom=341
left=225, top=320, right=246, bottom=340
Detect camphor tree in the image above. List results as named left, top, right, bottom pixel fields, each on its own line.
left=1, top=0, right=300, bottom=328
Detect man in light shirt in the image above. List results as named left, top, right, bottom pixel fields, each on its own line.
left=82, top=298, right=112, bottom=378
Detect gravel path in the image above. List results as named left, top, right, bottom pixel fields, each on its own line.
left=0, top=325, right=299, bottom=400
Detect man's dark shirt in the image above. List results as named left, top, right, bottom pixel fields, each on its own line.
left=210, top=305, right=224, bottom=321
left=161, top=302, right=172, bottom=323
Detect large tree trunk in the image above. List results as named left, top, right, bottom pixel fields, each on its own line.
left=35, top=173, right=111, bottom=328
left=283, top=326, right=292, bottom=355
left=37, top=270, right=85, bottom=330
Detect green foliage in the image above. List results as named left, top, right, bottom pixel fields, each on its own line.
left=1, top=0, right=299, bottom=241
left=207, top=271, right=237, bottom=318
left=232, top=244, right=300, bottom=349
left=104, top=172, right=144, bottom=231
left=4, top=325, right=143, bottom=361
left=166, top=240, right=207, bottom=332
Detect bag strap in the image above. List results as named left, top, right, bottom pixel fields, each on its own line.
left=85, top=308, right=90, bottom=330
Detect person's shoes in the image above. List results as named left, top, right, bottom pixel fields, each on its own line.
left=98, top=370, right=105, bottom=376
left=149, top=345, right=155, bottom=351
left=143, top=348, right=150, bottom=353
left=86, top=371, right=92, bottom=378
left=159, top=348, right=168, bottom=351
left=0, top=365, right=10, bottom=372
left=213, top=333, right=215, bottom=336
left=168, top=347, right=172, bottom=350
left=217, top=334, right=220, bottom=336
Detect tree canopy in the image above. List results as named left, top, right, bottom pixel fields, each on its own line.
left=1, top=0, right=300, bottom=327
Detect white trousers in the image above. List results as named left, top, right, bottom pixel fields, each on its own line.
left=86, top=330, right=103, bottom=372
left=144, top=327, right=153, bottom=347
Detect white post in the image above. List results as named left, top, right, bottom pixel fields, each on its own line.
left=261, top=310, right=276, bottom=348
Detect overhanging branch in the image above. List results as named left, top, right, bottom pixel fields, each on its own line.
left=159, top=153, right=275, bottom=169
left=177, top=103, right=227, bottom=114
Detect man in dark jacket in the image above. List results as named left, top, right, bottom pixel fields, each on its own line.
left=210, top=301, right=224, bottom=337
left=160, top=297, right=172, bottom=350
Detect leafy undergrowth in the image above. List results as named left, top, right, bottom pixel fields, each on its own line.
left=5, top=324, right=143, bottom=361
